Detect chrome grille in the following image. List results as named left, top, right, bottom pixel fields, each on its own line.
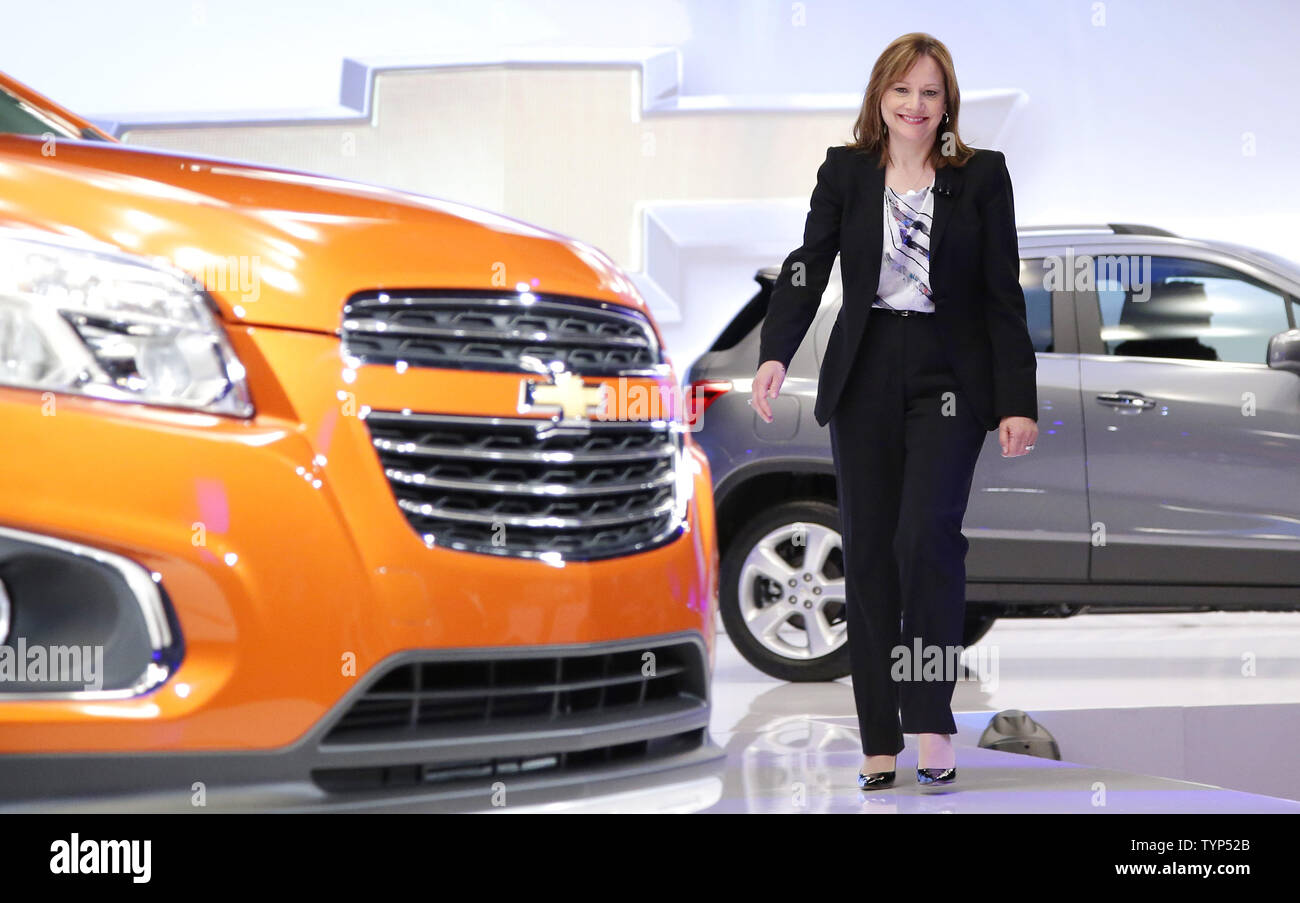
left=341, top=291, right=664, bottom=375
left=364, top=411, right=685, bottom=560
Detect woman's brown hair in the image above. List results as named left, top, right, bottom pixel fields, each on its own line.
left=846, top=32, right=975, bottom=169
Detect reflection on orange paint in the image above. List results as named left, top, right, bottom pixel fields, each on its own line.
left=0, top=71, right=718, bottom=756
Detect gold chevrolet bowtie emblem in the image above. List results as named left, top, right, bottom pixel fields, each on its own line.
left=519, top=370, right=607, bottom=421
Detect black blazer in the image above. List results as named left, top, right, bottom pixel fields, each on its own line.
left=757, top=144, right=1038, bottom=432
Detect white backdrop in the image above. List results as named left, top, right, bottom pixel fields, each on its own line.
left=4, top=0, right=1298, bottom=374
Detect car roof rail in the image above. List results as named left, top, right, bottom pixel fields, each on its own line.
left=1015, top=223, right=1180, bottom=238
left=1017, top=224, right=1113, bottom=234
left=1107, top=223, right=1179, bottom=237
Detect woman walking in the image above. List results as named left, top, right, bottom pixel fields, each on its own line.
left=751, top=32, right=1039, bottom=789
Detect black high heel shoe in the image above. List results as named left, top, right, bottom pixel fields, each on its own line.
left=857, top=758, right=897, bottom=790
left=916, top=766, right=957, bottom=786
left=857, top=770, right=896, bottom=790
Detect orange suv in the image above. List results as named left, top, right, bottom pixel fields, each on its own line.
left=0, top=73, right=720, bottom=811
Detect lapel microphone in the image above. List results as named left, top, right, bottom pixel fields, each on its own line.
left=933, top=169, right=955, bottom=197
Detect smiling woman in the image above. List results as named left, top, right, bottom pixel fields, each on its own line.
left=751, top=31, right=1039, bottom=792
left=847, top=33, right=975, bottom=172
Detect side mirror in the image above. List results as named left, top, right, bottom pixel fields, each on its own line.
left=1267, top=329, right=1300, bottom=374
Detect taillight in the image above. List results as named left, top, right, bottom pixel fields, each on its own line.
left=684, top=379, right=732, bottom=430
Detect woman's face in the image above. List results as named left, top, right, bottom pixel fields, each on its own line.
left=879, top=54, right=947, bottom=146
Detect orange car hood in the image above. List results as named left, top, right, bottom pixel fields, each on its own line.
left=0, top=135, right=649, bottom=334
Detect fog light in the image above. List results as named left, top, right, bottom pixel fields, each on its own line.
left=0, top=526, right=182, bottom=697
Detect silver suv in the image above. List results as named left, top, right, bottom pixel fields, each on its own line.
left=686, top=224, right=1300, bottom=681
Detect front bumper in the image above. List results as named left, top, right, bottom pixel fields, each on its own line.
left=0, top=324, right=720, bottom=802
left=0, top=633, right=725, bottom=812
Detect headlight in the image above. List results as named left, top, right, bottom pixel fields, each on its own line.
left=0, top=230, right=253, bottom=416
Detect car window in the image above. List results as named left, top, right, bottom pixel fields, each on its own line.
left=1090, top=255, right=1290, bottom=364
left=1019, top=258, right=1053, bottom=353
left=709, top=282, right=771, bottom=352
left=0, top=85, right=83, bottom=139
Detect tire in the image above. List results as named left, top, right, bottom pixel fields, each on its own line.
left=720, top=500, right=999, bottom=681
left=719, top=500, right=851, bottom=681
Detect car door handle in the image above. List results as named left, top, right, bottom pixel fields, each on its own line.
left=1095, top=391, right=1158, bottom=410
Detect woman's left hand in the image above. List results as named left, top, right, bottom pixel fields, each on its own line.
left=998, top=416, right=1038, bottom=457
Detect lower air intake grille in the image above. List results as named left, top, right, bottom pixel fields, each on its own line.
left=314, top=639, right=709, bottom=792
left=364, top=410, right=685, bottom=560
left=323, top=640, right=707, bottom=742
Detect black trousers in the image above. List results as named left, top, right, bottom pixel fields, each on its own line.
left=828, top=307, right=987, bottom=756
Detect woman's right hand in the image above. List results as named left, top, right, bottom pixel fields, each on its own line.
left=751, top=360, right=787, bottom=423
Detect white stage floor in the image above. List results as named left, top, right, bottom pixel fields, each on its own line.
left=689, top=611, right=1300, bottom=813
left=487, top=611, right=1300, bottom=813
